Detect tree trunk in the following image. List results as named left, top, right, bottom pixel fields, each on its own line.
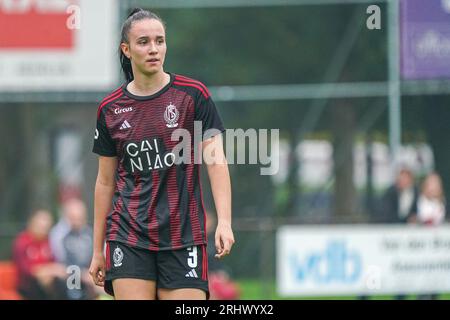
left=331, top=101, right=357, bottom=221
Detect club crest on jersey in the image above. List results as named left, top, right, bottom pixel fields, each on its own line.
left=113, top=246, right=124, bottom=267
left=164, top=103, right=179, bottom=128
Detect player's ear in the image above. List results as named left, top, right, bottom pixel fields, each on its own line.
left=120, top=42, right=131, bottom=59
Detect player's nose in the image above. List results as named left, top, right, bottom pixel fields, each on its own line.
left=148, top=41, right=158, bottom=54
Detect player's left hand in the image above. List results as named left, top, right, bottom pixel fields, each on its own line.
left=215, top=222, right=235, bottom=259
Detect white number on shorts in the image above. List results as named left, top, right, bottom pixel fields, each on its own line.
left=187, top=246, right=198, bottom=268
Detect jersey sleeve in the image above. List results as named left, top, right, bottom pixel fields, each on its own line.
left=194, top=93, right=225, bottom=140
left=92, top=109, right=117, bottom=157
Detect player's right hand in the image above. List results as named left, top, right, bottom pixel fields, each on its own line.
left=89, top=253, right=106, bottom=287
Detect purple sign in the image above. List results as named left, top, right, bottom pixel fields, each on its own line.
left=401, top=0, right=450, bottom=80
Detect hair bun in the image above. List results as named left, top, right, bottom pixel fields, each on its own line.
left=128, top=8, right=144, bottom=18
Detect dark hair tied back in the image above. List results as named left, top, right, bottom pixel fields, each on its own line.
left=119, top=8, right=165, bottom=82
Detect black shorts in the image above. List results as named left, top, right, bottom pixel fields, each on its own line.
left=105, top=241, right=209, bottom=298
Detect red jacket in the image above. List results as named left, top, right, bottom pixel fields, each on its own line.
left=12, top=231, right=55, bottom=291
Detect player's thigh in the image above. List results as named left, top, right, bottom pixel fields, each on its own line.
left=158, top=288, right=206, bottom=300
left=105, top=241, right=158, bottom=300
left=113, top=278, right=157, bottom=300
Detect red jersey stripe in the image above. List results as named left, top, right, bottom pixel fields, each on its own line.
left=126, top=175, right=142, bottom=247
left=202, top=245, right=205, bottom=280
left=166, top=168, right=183, bottom=248
left=103, top=86, right=122, bottom=99
left=105, top=242, right=110, bottom=271
left=186, top=164, right=203, bottom=244
left=202, top=245, right=208, bottom=280
left=198, top=165, right=208, bottom=243
left=173, top=81, right=210, bottom=99
left=110, top=173, right=126, bottom=241
left=174, top=75, right=210, bottom=94
left=97, top=90, right=123, bottom=119
left=174, top=77, right=211, bottom=97
left=99, top=86, right=122, bottom=107
left=148, top=171, right=160, bottom=250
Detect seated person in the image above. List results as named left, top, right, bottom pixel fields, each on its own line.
left=61, top=199, right=98, bottom=299
left=13, top=209, right=68, bottom=300
left=378, top=167, right=418, bottom=223
left=415, top=172, right=446, bottom=225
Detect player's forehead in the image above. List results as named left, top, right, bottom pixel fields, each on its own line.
left=129, top=18, right=165, bottom=40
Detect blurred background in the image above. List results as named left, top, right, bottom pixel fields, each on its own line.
left=0, top=0, right=449, bottom=299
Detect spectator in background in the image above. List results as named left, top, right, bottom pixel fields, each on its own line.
left=410, top=172, right=446, bottom=300
left=49, top=203, right=71, bottom=264
left=61, top=199, right=98, bottom=300
left=12, top=209, right=68, bottom=300
left=414, top=172, right=446, bottom=225
left=364, top=167, right=418, bottom=300
left=379, top=167, right=418, bottom=223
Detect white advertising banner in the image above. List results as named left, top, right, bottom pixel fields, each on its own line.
left=277, top=225, right=450, bottom=296
left=0, top=0, right=118, bottom=91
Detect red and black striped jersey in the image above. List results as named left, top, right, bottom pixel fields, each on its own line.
left=93, top=73, right=224, bottom=251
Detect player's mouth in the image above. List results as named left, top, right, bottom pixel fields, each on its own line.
left=146, top=58, right=159, bottom=64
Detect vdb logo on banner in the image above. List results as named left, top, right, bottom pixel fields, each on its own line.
left=277, top=225, right=450, bottom=297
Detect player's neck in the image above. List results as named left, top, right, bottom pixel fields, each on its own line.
left=128, top=71, right=170, bottom=96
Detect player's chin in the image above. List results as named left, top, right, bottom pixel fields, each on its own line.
left=142, top=66, right=162, bottom=76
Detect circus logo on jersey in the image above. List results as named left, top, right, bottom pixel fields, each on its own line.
left=113, top=246, right=123, bottom=267
left=164, top=103, right=179, bottom=128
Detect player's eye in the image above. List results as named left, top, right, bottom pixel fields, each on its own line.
left=157, top=38, right=165, bottom=45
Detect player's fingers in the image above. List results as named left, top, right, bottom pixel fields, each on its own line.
left=89, top=265, right=104, bottom=286
left=215, top=234, right=222, bottom=254
left=215, top=250, right=227, bottom=259
left=89, top=266, right=98, bottom=281
left=223, top=238, right=233, bottom=254
left=218, top=241, right=231, bottom=258
left=95, top=272, right=104, bottom=287
left=92, top=275, right=99, bottom=286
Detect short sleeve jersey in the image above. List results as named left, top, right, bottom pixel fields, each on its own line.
left=93, top=73, right=224, bottom=251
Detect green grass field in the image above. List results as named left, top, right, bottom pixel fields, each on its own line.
left=237, top=279, right=450, bottom=300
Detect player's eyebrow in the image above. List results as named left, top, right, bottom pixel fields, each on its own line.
left=136, top=35, right=165, bottom=41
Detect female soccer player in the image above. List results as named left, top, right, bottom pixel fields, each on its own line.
left=89, top=8, right=234, bottom=300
